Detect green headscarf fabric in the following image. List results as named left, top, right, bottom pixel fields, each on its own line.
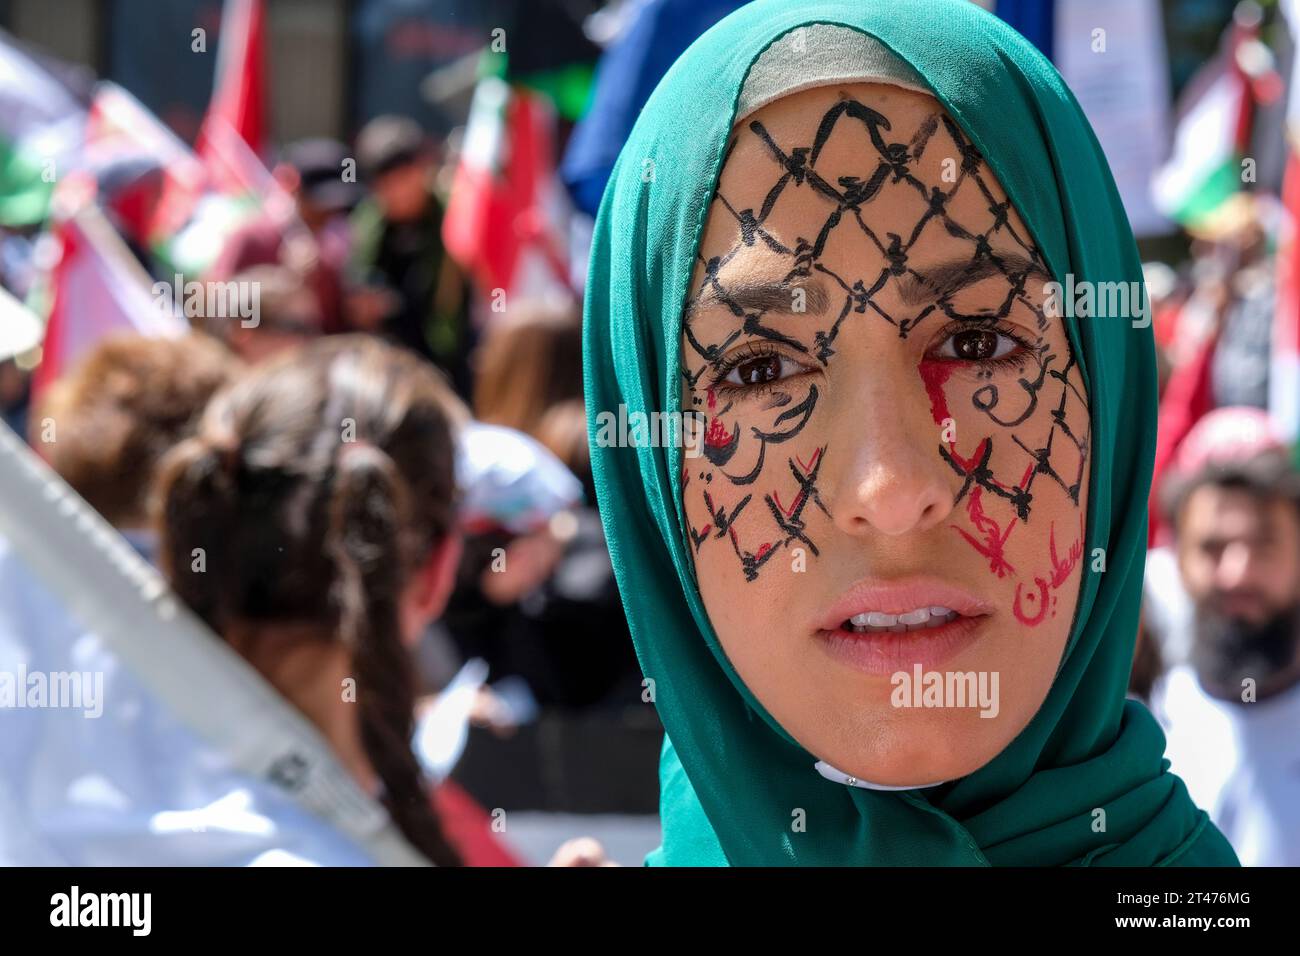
left=582, top=0, right=1238, bottom=866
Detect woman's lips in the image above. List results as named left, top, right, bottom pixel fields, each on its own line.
left=813, top=576, right=994, bottom=676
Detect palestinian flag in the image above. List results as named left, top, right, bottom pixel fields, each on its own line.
left=0, top=29, right=87, bottom=227
left=84, top=82, right=209, bottom=243
left=1153, top=17, right=1257, bottom=230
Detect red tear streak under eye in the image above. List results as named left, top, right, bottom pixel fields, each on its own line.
left=918, top=358, right=1034, bottom=492
left=919, top=359, right=990, bottom=473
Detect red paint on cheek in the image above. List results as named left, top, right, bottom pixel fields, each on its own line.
left=1046, top=521, right=1084, bottom=589
left=952, top=487, right=1017, bottom=577
left=706, top=386, right=718, bottom=411
left=705, top=416, right=736, bottom=448
left=795, top=447, right=821, bottom=473
left=1013, top=577, right=1050, bottom=626
left=919, top=358, right=990, bottom=471
left=771, top=488, right=799, bottom=517
left=917, top=358, right=955, bottom=426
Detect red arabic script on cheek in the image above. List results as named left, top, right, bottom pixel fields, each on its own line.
left=1014, top=521, right=1084, bottom=627
left=1013, top=577, right=1049, bottom=626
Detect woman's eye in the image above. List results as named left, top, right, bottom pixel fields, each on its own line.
left=935, top=328, right=1019, bottom=362
left=723, top=353, right=803, bottom=387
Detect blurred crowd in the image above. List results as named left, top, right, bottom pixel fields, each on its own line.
left=1131, top=195, right=1300, bottom=866
left=0, top=0, right=1299, bottom=867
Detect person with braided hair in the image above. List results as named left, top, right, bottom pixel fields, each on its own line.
left=154, top=335, right=466, bottom=865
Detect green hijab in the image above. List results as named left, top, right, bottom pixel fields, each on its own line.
left=582, top=0, right=1238, bottom=866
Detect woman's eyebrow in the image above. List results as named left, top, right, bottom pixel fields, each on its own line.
left=685, top=277, right=830, bottom=323
left=897, top=254, right=1052, bottom=306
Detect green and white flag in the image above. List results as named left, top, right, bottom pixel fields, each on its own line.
left=1152, top=48, right=1251, bottom=228
left=0, top=30, right=86, bottom=227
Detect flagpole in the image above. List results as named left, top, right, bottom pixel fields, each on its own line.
left=0, top=418, right=430, bottom=866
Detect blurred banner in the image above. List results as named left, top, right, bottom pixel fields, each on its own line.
left=1056, top=0, right=1173, bottom=237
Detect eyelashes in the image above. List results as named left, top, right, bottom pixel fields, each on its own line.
left=705, top=318, right=1039, bottom=400
left=923, top=317, right=1038, bottom=372
left=708, top=341, right=816, bottom=400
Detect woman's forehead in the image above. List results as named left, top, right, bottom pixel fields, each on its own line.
left=733, top=80, right=940, bottom=133
left=697, top=80, right=1040, bottom=296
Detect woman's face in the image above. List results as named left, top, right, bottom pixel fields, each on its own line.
left=679, top=82, right=1090, bottom=785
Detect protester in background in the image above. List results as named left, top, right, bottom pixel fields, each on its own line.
left=29, top=332, right=240, bottom=562
left=472, top=301, right=583, bottom=441
left=535, top=398, right=593, bottom=505
left=154, top=335, right=466, bottom=865
left=206, top=138, right=359, bottom=336
left=201, top=264, right=322, bottom=365
left=1152, top=407, right=1300, bottom=866
left=348, top=116, right=475, bottom=398
left=444, top=301, right=640, bottom=711
left=1205, top=199, right=1278, bottom=413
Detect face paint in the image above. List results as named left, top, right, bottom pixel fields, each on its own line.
left=678, top=81, right=1092, bottom=786
left=682, top=90, right=1087, bottom=585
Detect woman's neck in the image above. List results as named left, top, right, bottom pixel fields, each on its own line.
left=225, top=621, right=381, bottom=797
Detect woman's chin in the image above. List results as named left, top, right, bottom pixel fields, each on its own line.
left=807, top=710, right=1016, bottom=787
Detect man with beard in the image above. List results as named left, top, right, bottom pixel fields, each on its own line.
left=1153, top=407, right=1300, bottom=865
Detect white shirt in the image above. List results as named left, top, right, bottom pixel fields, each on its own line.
left=1154, top=665, right=1300, bottom=866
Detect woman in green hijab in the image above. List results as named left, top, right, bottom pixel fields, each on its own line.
left=583, top=0, right=1238, bottom=866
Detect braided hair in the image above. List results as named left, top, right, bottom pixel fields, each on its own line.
left=155, top=335, right=465, bottom=865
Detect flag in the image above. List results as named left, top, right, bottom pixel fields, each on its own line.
left=1153, top=32, right=1253, bottom=228
left=0, top=29, right=87, bottom=227
left=196, top=0, right=267, bottom=164
left=1149, top=325, right=1221, bottom=546
left=32, top=203, right=186, bottom=399
left=1272, top=0, right=1300, bottom=448
left=442, top=74, right=574, bottom=306
left=86, top=88, right=280, bottom=280
left=0, top=284, right=42, bottom=362
left=84, top=82, right=209, bottom=244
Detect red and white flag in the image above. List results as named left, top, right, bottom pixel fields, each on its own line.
left=32, top=203, right=185, bottom=399
left=442, top=76, right=574, bottom=307
left=196, top=0, right=267, bottom=164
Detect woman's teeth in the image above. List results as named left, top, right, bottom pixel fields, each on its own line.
left=844, top=607, right=957, bottom=633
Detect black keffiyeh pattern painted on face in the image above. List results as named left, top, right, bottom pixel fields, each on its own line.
left=680, top=88, right=1089, bottom=626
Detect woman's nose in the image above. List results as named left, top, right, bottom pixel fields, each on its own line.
left=827, top=384, right=955, bottom=538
